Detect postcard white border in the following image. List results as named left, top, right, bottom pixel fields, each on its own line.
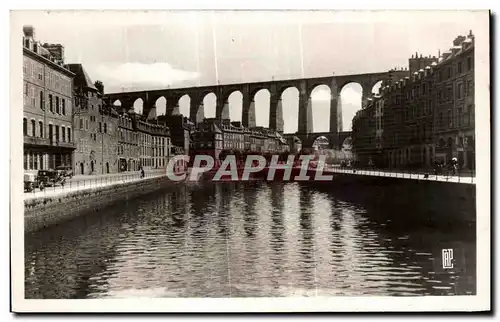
left=8, top=6, right=491, bottom=313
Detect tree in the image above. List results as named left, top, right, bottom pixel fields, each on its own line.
left=94, top=80, right=104, bottom=95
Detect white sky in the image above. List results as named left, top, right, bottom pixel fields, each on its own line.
left=14, top=10, right=487, bottom=132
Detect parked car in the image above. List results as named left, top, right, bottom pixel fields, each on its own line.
left=55, top=166, right=74, bottom=178
left=37, top=169, right=66, bottom=187
left=24, top=172, right=44, bottom=192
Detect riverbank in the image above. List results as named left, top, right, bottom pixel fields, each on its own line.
left=24, top=174, right=178, bottom=233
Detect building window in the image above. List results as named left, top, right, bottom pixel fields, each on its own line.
left=62, top=126, right=66, bottom=142
left=55, top=125, right=60, bottom=142
left=39, top=121, right=43, bottom=138
left=68, top=128, right=71, bottom=142
left=458, top=107, right=463, bottom=127
left=458, top=61, right=463, bottom=74
left=457, top=83, right=464, bottom=99
left=79, top=118, right=84, bottom=130
left=39, top=91, right=44, bottom=110
left=48, top=124, right=53, bottom=141
left=467, top=80, right=474, bottom=96
left=85, top=119, right=89, bottom=130
left=99, top=122, right=102, bottom=132
left=56, top=96, right=60, bottom=114
left=24, top=153, right=27, bottom=170
left=30, top=119, right=35, bottom=137
left=31, top=88, right=35, bottom=107
left=448, top=110, right=453, bottom=128
left=49, top=94, right=53, bottom=112
left=23, top=118, right=27, bottom=136
left=62, top=98, right=66, bottom=115
left=467, top=56, right=472, bottom=71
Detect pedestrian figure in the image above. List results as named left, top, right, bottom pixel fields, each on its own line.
left=451, top=157, right=458, bottom=176
left=140, top=167, right=145, bottom=178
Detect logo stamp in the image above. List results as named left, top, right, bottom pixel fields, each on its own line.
left=442, top=249, right=454, bottom=269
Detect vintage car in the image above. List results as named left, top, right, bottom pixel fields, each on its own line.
left=24, top=172, right=44, bottom=192
left=37, top=169, right=66, bottom=187
left=55, top=165, right=74, bottom=178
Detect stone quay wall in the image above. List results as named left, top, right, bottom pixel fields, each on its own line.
left=308, top=173, right=477, bottom=227
left=24, top=176, right=177, bottom=233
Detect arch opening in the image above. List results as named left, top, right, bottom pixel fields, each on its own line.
left=253, top=88, right=270, bottom=127
left=203, top=93, right=216, bottom=119
left=371, top=80, right=384, bottom=95
left=112, top=99, right=122, bottom=107
left=176, top=94, right=191, bottom=118
left=227, top=91, right=243, bottom=122
left=310, top=85, right=331, bottom=133
left=178, top=95, right=190, bottom=117
left=340, top=82, right=363, bottom=131
left=133, top=98, right=143, bottom=115
left=155, top=97, right=167, bottom=116
left=280, top=87, right=299, bottom=134
left=312, top=135, right=329, bottom=151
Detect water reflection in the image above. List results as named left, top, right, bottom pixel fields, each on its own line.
left=25, top=181, right=476, bottom=298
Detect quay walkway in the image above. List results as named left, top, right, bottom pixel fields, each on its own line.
left=320, top=165, right=476, bottom=185
left=23, top=169, right=169, bottom=201
left=23, top=165, right=475, bottom=201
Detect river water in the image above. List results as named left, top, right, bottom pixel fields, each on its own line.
left=25, top=181, right=476, bottom=298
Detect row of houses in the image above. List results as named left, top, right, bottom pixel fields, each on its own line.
left=22, top=25, right=291, bottom=176
left=22, top=26, right=180, bottom=175
left=191, top=118, right=290, bottom=160
left=352, top=31, right=475, bottom=170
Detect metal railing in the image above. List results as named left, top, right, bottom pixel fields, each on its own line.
left=322, top=164, right=475, bottom=184
left=24, top=170, right=169, bottom=198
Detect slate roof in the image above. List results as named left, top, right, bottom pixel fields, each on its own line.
left=65, top=63, right=98, bottom=91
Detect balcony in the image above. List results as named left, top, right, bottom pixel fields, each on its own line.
left=50, top=139, right=76, bottom=149
left=24, top=136, right=50, bottom=146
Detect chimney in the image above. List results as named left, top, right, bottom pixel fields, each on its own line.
left=42, top=43, right=65, bottom=64
left=453, top=35, right=466, bottom=46
left=23, top=25, right=35, bottom=39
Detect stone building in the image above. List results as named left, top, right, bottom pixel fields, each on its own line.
left=353, top=31, right=475, bottom=170
left=191, top=118, right=223, bottom=160
left=68, top=64, right=119, bottom=175
left=117, top=112, right=139, bottom=172
left=433, top=31, right=475, bottom=169
left=190, top=118, right=289, bottom=159
left=158, top=114, right=194, bottom=156
left=351, top=99, right=376, bottom=165
left=136, top=119, right=170, bottom=170
left=22, top=26, right=75, bottom=172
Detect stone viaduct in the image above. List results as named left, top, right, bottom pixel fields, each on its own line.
left=104, top=70, right=408, bottom=149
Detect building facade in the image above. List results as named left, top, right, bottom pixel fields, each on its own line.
left=352, top=31, right=475, bottom=170
left=190, top=118, right=289, bottom=160
left=117, top=113, right=139, bottom=172
left=136, top=119, right=170, bottom=170
left=68, top=64, right=120, bottom=175
left=433, top=32, right=475, bottom=169
left=158, top=115, right=193, bottom=156
left=23, top=26, right=75, bottom=172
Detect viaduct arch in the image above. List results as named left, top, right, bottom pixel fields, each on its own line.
left=104, top=70, right=408, bottom=144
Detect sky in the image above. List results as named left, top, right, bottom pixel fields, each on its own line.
left=14, top=10, right=487, bottom=132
